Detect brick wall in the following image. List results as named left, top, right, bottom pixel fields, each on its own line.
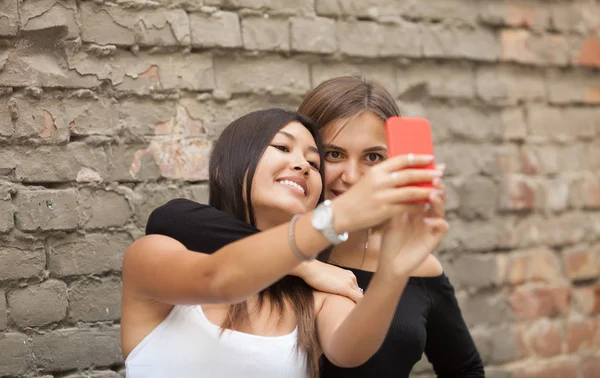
left=0, top=0, right=599, bottom=377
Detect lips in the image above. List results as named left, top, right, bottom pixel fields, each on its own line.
left=277, top=176, right=308, bottom=197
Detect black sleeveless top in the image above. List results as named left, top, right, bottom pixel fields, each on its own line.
left=146, top=199, right=484, bottom=378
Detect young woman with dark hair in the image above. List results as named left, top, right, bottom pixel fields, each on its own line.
left=122, top=108, right=448, bottom=378
left=146, top=77, right=484, bottom=377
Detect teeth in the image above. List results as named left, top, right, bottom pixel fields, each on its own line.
left=279, top=180, right=305, bottom=194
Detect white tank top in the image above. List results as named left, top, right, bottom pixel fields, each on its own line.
left=125, top=305, right=309, bottom=378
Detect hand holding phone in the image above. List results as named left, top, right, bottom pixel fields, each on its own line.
left=385, top=117, right=436, bottom=201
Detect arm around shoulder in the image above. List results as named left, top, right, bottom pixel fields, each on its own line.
left=123, top=234, right=227, bottom=305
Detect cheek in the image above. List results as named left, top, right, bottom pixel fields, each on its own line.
left=324, top=163, right=344, bottom=187
left=309, top=176, right=323, bottom=206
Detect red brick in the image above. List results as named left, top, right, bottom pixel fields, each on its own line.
left=571, top=173, right=600, bottom=209
left=573, top=35, right=600, bottom=68
left=564, top=245, right=600, bottom=281
left=519, top=148, right=539, bottom=175
left=480, top=3, right=550, bottom=30
left=573, top=285, right=600, bottom=315
left=529, top=248, right=563, bottom=283
left=130, top=104, right=212, bottom=182
left=567, top=318, right=597, bottom=353
left=506, top=5, right=537, bottom=28
left=501, top=30, right=569, bottom=66
left=501, top=248, right=565, bottom=287
left=508, top=286, right=571, bottom=320
left=499, top=174, right=542, bottom=211
left=587, top=87, right=600, bottom=103
left=505, top=253, right=529, bottom=285
left=582, top=355, right=600, bottom=378
left=518, top=319, right=564, bottom=357
left=513, top=358, right=580, bottom=378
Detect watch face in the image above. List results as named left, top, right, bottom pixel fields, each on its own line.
left=313, top=206, right=331, bottom=229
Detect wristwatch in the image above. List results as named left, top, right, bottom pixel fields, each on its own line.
left=311, top=200, right=348, bottom=245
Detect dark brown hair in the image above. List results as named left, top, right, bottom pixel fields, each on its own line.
left=298, top=75, right=400, bottom=129
left=208, top=108, right=324, bottom=378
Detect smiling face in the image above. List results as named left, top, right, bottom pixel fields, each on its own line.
left=250, top=121, right=323, bottom=229
left=321, top=111, right=388, bottom=199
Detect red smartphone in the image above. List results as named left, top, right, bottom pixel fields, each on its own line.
left=385, top=117, right=436, bottom=201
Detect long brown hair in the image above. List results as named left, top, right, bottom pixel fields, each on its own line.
left=208, top=109, right=324, bottom=378
left=298, top=75, right=400, bottom=128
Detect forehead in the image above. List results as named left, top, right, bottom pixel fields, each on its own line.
left=322, top=111, right=386, bottom=145
left=276, top=121, right=316, bottom=145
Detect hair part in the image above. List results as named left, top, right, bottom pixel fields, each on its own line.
left=298, top=75, right=400, bottom=130
left=208, top=108, right=325, bottom=378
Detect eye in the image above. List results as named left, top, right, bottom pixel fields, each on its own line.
left=325, top=150, right=343, bottom=160
left=271, top=145, right=290, bottom=153
left=308, top=161, right=320, bottom=170
left=365, top=153, right=384, bottom=163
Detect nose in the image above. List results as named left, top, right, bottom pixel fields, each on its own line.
left=293, top=160, right=310, bottom=175
left=341, top=161, right=362, bottom=185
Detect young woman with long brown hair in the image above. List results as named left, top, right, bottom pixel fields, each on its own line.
left=122, top=108, right=448, bottom=378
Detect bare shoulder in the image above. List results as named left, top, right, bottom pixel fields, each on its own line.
left=412, top=255, right=444, bottom=277
left=312, top=290, right=329, bottom=315
left=313, top=290, right=355, bottom=317
left=127, top=234, right=187, bottom=254
left=124, top=235, right=186, bottom=263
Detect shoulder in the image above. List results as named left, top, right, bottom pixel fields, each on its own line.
left=146, top=198, right=227, bottom=234
left=314, top=291, right=355, bottom=317
left=126, top=234, right=187, bottom=257
left=412, top=255, right=444, bottom=278
left=312, top=291, right=328, bottom=314
left=149, top=198, right=212, bottom=219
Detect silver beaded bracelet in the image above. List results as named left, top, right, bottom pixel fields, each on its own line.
left=289, top=214, right=314, bottom=262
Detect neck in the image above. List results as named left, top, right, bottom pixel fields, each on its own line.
left=253, top=209, right=291, bottom=231
left=329, top=229, right=382, bottom=270
left=331, top=229, right=369, bottom=256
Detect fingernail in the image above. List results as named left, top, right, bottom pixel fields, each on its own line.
left=436, top=163, right=446, bottom=172
left=432, top=178, right=442, bottom=186
left=429, top=190, right=442, bottom=201
left=422, top=155, right=434, bottom=162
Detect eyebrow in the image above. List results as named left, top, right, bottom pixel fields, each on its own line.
left=325, top=143, right=388, bottom=154
left=277, top=131, right=320, bottom=154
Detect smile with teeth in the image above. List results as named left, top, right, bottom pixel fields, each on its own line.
left=279, top=180, right=306, bottom=195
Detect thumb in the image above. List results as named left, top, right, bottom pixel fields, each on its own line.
left=345, top=286, right=364, bottom=303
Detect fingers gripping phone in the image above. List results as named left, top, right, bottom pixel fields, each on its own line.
left=385, top=117, right=436, bottom=202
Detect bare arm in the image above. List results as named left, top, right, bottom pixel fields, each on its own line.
left=124, top=214, right=332, bottom=305
left=316, top=198, right=450, bottom=368
left=316, top=273, right=408, bottom=367
left=128, top=154, right=441, bottom=305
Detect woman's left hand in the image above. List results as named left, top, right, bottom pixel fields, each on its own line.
left=292, top=260, right=363, bottom=302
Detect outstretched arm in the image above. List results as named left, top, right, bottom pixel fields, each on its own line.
left=147, top=199, right=363, bottom=301
left=126, top=212, right=333, bottom=305
left=316, top=193, right=449, bottom=367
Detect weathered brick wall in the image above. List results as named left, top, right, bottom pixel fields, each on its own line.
left=0, top=0, right=599, bottom=377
